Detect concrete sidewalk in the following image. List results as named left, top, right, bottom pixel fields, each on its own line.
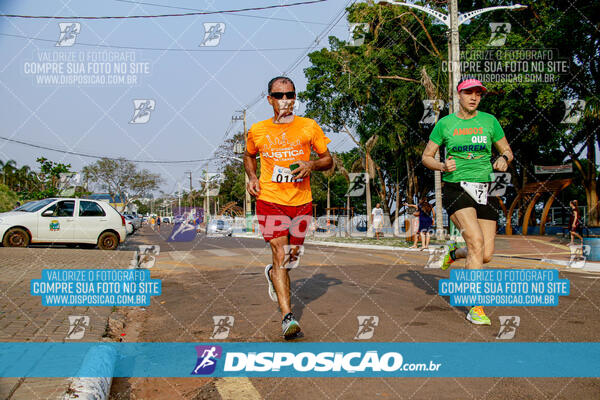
left=0, top=247, right=135, bottom=400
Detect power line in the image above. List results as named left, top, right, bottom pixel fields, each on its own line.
left=0, top=32, right=316, bottom=52
left=0, top=0, right=327, bottom=19
left=0, top=135, right=216, bottom=164
left=113, top=0, right=333, bottom=25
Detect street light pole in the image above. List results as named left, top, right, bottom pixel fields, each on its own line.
left=449, top=0, right=461, bottom=114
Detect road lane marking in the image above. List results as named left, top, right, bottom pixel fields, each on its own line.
left=206, top=249, right=239, bottom=257
left=215, top=377, right=261, bottom=400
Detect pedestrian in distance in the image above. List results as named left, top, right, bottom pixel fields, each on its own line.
left=409, top=208, right=421, bottom=249
left=156, top=216, right=161, bottom=232
left=371, top=203, right=384, bottom=240
left=421, top=77, right=514, bottom=326
left=244, top=76, right=333, bottom=339
left=405, top=198, right=435, bottom=250
left=569, top=200, right=583, bottom=246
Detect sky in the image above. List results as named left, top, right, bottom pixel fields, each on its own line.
left=0, top=0, right=359, bottom=195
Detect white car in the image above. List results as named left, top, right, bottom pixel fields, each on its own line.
left=0, top=198, right=127, bottom=250
left=124, top=217, right=134, bottom=235
left=124, top=214, right=141, bottom=231
left=206, top=219, right=233, bottom=236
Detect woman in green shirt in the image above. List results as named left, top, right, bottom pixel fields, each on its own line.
left=421, top=77, right=514, bottom=326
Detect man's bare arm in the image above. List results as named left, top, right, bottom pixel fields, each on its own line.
left=292, top=150, right=333, bottom=179
left=244, top=151, right=260, bottom=196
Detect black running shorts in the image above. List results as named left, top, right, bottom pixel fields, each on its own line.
left=442, top=181, right=500, bottom=221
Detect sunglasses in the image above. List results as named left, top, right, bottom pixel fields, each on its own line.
left=269, top=91, right=296, bottom=99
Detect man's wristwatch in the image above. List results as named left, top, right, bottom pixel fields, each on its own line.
left=500, top=154, right=509, bottom=163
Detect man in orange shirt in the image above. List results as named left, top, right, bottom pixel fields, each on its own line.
left=244, top=76, right=333, bottom=339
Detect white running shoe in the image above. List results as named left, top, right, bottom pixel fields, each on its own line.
left=264, top=264, right=277, bottom=302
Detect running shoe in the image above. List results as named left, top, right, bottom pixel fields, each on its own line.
left=282, top=312, right=301, bottom=338
left=264, top=264, right=277, bottom=302
left=441, top=242, right=458, bottom=270
left=466, top=306, right=491, bottom=325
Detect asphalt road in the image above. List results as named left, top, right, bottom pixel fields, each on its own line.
left=105, top=225, right=600, bottom=399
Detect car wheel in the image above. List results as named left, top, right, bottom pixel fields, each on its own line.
left=2, top=228, right=30, bottom=247
left=97, top=232, right=119, bottom=250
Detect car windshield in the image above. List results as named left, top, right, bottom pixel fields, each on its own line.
left=14, top=198, right=55, bottom=212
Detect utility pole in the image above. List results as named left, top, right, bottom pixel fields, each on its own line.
left=233, top=109, right=252, bottom=232
left=449, top=0, right=461, bottom=114
left=185, top=171, right=193, bottom=208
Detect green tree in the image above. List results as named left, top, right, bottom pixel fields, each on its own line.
left=0, top=184, right=19, bottom=212
left=301, top=0, right=600, bottom=228
left=82, top=158, right=162, bottom=212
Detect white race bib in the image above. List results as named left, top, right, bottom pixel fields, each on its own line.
left=272, top=165, right=303, bottom=183
left=460, top=181, right=488, bottom=205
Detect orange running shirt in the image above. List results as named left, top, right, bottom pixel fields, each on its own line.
left=246, top=116, right=331, bottom=206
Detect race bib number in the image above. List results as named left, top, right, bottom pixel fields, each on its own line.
left=272, top=165, right=302, bottom=183
left=460, top=181, right=488, bottom=205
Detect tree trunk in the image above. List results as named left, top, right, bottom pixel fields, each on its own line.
left=375, top=165, right=389, bottom=215
left=587, top=132, right=599, bottom=226
left=326, top=178, right=331, bottom=218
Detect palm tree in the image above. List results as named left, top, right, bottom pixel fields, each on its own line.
left=1, top=159, right=17, bottom=188
left=15, top=165, right=32, bottom=192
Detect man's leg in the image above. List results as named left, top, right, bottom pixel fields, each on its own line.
left=269, top=235, right=292, bottom=316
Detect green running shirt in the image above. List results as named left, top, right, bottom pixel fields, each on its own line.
left=429, top=111, right=505, bottom=183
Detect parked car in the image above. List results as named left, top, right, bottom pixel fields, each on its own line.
left=162, top=216, right=171, bottom=224
left=206, top=219, right=233, bottom=236
left=124, top=218, right=134, bottom=235
left=0, top=198, right=127, bottom=250
left=124, top=214, right=141, bottom=231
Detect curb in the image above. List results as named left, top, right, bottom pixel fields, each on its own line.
left=233, top=234, right=600, bottom=272
left=304, top=240, right=420, bottom=252
left=62, top=309, right=126, bottom=400
left=63, top=344, right=117, bottom=400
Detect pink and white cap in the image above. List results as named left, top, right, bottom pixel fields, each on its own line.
left=457, top=78, right=487, bottom=92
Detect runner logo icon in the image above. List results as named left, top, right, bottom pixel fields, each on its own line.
left=420, top=100, right=444, bottom=126
left=210, top=316, right=234, bottom=339
left=487, top=22, right=511, bottom=47
left=130, top=99, right=155, bottom=124
left=561, top=99, right=586, bottom=124
left=568, top=244, right=590, bottom=269
left=496, top=316, right=520, bottom=339
left=65, top=315, right=89, bottom=339
left=354, top=316, right=379, bottom=340
left=56, top=23, right=80, bottom=47
left=191, top=345, right=222, bottom=375
left=200, top=23, right=225, bottom=47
